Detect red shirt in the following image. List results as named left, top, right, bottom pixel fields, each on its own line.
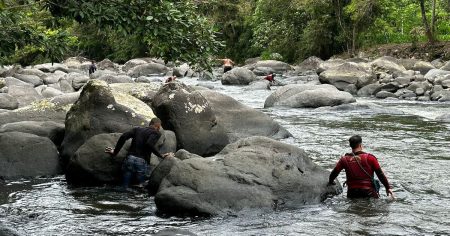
left=334, top=153, right=380, bottom=189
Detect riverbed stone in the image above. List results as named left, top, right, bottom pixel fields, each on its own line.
left=122, top=58, right=149, bottom=72
left=13, top=74, right=43, bottom=87
left=357, top=83, right=382, bottom=97
left=18, top=68, right=46, bottom=79
left=254, top=60, right=292, bottom=73
left=436, top=113, right=450, bottom=122
left=375, top=91, right=398, bottom=99
left=317, top=59, right=346, bottom=73
left=431, top=89, right=450, bottom=102
left=246, top=80, right=270, bottom=90
left=424, top=69, right=450, bottom=83
left=49, top=92, right=80, bottom=106
left=41, top=86, right=64, bottom=98
left=296, top=56, right=323, bottom=72
left=109, top=82, right=161, bottom=104
left=128, top=63, right=169, bottom=78
left=431, top=59, right=445, bottom=69
left=370, top=56, right=406, bottom=76
left=440, top=61, right=450, bottom=71
left=154, top=136, right=342, bottom=216
left=43, top=72, right=65, bottom=85
left=199, top=90, right=291, bottom=142
left=60, top=79, right=156, bottom=166
left=0, top=94, right=19, bottom=110
left=264, top=84, right=355, bottom=108
left=0, top=132, right=61, bottom=179
left=319, top=62, right=375, bottom=90
left=0, top=121, right=65, bottom=146
left=221, top=67, right=257, bottom=85
left=8, top=84, right=44, bottom=107
left=412, top=61, right=435, bottom=75
left=33, top=63, right=69, bottom=73
left=0, top=99, right=69, bottom=126
left=397, top=58, right=418, bottom=70
left=97, top=59, right=119, bottom=71
left=152, top=82, right=229, bottom=156
left=395, top=77, right=412, bottom=88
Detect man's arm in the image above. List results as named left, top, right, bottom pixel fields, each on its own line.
left=328, top=158, right=344, bottom=185
left=105, top=129, right=134, bottom=156
left=369, top=155, right=394, bottom=197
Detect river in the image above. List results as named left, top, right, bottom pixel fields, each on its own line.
left=1, top=77, right=450, bottom=235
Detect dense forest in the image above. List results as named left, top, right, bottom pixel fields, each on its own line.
left=1, top=0, right=450, bottom=67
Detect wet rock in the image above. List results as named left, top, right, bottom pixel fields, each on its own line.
left=406, top=81, right=432, bottom=93
left=0, top=132, right=61, bottom=179
left=264, top=84, right=355, bottom=108
left=0, top=94, right=19, bottom=110
left=344, top=84, right=358, bottom=95
left=436, top=113, right=450, bottom=122
left=221, top=67, right=257, bottom=85
left=357, top=83, right=382, bottom=97
left=199, top=71, right=216, bottom=81
left=128, top=63, right=169, bottom=78
left=98, top=74, right=133, bottom=84
left=395, top=77, right=412, bottom=88
left=152, top=82, right=229, bottom=156
left=147, top=155, right=179, bottom=196
left=377, top=82, right=399, bottom=93
left=417, top=96, right=430, bottom=101
left=195, top=83, right=215, bottom=90
left=375, top=91, right=398, bottom=99
left=8, top=84, right=44, bottom=107
left=441, top=79, right=450, bottom=89
left=199, top=90, right=291, bottom=142
left=319, top=62, right=375, bottom=90
left=316, top=102, right=405, bottom=115
left=246, top=80, right=270, bottom=90
left=60, top=80, right=156, bottom=166
left=154, top=136, right=342, bottom=216
left=253, top=66, right=275, bottom=76
left=431, top=89, right=450, bottom=102
left=0, top=121, right=65, bottom=146
left=154, top=228, right=197, bottom=236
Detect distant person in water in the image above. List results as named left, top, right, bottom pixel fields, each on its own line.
left=264, top=73, right=283, bottom=86
left=88, top=60, right=97, bottom=76
left=105, top=118, right=172, bottom=190
left=217, top=58, right=234, bottom=73
left=165, top=75, right=177, bottom=83
left=328, top=135, right=394, bottom=199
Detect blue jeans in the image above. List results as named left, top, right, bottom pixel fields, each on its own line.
left=122, top=155, right=149, bottom=188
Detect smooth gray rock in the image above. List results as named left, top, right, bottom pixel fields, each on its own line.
left=152, top=82, right=229, bottom=156
left=0, top=93, right=19, bottom=110
left=424, top=69, right=450, bottom=83
left=221, top=67, right=257, bottom=85
left=395, top=77, right=412, bottom=88
left=246, top=80, right=270, bottom=90
left=98, top=74, right=133, bottom=84
left=122, top=58, right=148, bottom=72
left=317, top=59, right=346, bottom=73
left=436, top=113, right=450, bottom=122
left=13, top=73, right=43, bottom=87
left=199, top=71, right=216, bottom=81
left=375, top=91, right=398, bottom=99
left=199, top=90, right=291, bottom=143
left=128, top=63, right=169, bottom=78
left=0, top=100, right=69, bottom=126
left=431, top=59, right=445, bottom=69
left=58, top=77, right=76, bottom=93
left=49, top=92, right=80, bottom=106
left=264, top=84, right=355, bottom=108
left=377, top=82, right=400, bottom=93
left=42, top=86, right=64, bottom=98
left=397, top=58, right=418, bottom=70
left=7, top=84, right=43, bottom=107
left=316, top=102, right=404, bottom=115
left=370, top=57, right=406, bottom=75
left=0, top=132, right=61, bottom=179
left=412, top=61, right=435, bottom=75
left=254, top=60, right=292, bottom=73
left=319, top=62, right=375, bottom=90
left=357, top=84, right=382, bottom=97
left=0, top=121, right=65, bottom=146
left=440, top=61, right=450, bottom=71
left=18, top=68, right=46, bottom=79
left=296, top=56, right=323, bottom=71
left=406, top=81, right=432, bottom=93
left=154, top=136, right=342, bottom=216
left=431, top=89, right=450, bottom=102
left=33, top=63, right=69, bottom=73
left=109, top=82, right=161, bottom=104
left=1, top=77, right=29, bottom=87
left=173, top=63, right=190, bottom=77
left=43, top=72, right=65, bottom=85
left=97, top=59, right=119, bottom=71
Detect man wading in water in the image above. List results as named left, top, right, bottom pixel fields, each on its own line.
left=105, top=118, right=171, bottom=190
left=328, top=135, right=395, bottom=199
left=217, top=58, right=234, bottom=73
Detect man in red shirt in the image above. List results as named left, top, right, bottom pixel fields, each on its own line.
left=328, top=135, right=394, bottom=198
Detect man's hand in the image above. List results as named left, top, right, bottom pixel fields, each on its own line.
left=105, top=147, right=115, bottom=155
left=162, top=152, right=174, bottom=158
left=386, top=188, right=395, bottom=199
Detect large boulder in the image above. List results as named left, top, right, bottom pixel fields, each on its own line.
left=296, top=56, right=323, bottom=72
left=49, top=92, right=80, bottom=106
left=65, top=133, right=129, bottom=185
left=152, top=82, right=229, bottom=156
left=0, top=93, right=19, bottom=110
left=127, top=63, right=169, bottom=78
left=412, top=61, right=435, bottom=75
left=424, top=69, right=450, bottom=83
left=122, top=58, right=149, bottom=72
left=319, top=62, right=375, bottom=90
left=7, top=84, right=43, bottom=107
left=440, top=61, right=450, bottom=71
left=154, top=136, right=342, bottom=216
left=253, top=60, right=292, bottom=73
left=110, top=82, right=161, bottom=104
left=43, top=72, right=66, bottom=85
left=221, top=67, right=257, bottom=85
left=98, top=74, right=133, bottom=84
left=431, top=89, right=450, bottom=102
left=41, top=86, right=64, bottom=98
left=0, top=132, right=61, bottom=179
left=33, top=63, right=69, bottom=73
left=357, top=83, right=382, bottom=97
left=245, top=80, right=270, bottom=90
left=60, top=79, right=156, bottom=165
left=0, top=121, right=65, bottom=146
left=317, top=59, right=346, bottom=73
left=264, top=84, right=355, bottom=108
left=370, top=57, right=406, bottom=76
left=173, top=63, right=190, bottom=77
left=97, top=59, right=119, bottom=71
left=13, top=73, right=43, bottom=87
left=198, top=90, right=291, bottom=143
left=0, top=99, right=69, bottom=126
left=1, top=77, right=29, bottom=87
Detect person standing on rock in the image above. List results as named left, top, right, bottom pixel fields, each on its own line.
left=328, top=135, right=394, bottom=199
left=105, top=118, right=171, bottom=189
left=217, top=58, right=234, bottom=73
left=88, top=60, right=97, bottom=76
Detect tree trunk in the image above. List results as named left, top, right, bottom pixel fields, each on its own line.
left=419, top=0, right=435, bottom=43
left=431, top=0, right=437, bottom=34
left=352, top=25, right=357, bottom=56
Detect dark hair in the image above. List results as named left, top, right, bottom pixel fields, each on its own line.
left=149, top=117, right=161, bottom=126
left=349, top=135, right=362, bottom=149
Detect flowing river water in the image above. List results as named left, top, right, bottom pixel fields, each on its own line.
left=1, top=77, right=450, bottom=235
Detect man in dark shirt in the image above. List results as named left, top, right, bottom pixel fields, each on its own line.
left=105, top=118, right=170, bottom=189
left=88, top=60, right=97, bottom=76
left=328, top=135, right=394, bottom=199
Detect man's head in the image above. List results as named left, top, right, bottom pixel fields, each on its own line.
left=349, top=135, right=362, bottom=149
left=149, top=117, right=162, bottom=131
